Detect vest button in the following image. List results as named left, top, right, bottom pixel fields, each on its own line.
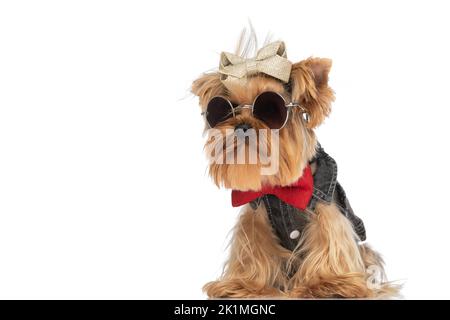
left=289, top=230, right=300, bottom=239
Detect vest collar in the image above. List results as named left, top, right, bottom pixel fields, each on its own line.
left=310, top=144, right=338, bottom=204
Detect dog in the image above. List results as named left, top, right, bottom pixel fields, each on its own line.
left=191, top=34, right=397, bottom=298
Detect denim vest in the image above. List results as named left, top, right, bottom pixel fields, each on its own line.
left=250, top=146, right=366, bottom=251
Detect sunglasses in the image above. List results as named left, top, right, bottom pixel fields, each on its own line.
left=202, top=91, right=304, bottom=130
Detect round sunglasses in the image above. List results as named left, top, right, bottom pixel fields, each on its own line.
left=201, top=91, right=304, bottom=130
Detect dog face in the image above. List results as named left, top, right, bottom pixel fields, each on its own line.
left=192, top=57, right=334, bottom=191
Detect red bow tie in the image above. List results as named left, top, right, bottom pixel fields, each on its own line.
left=231, top=166, right=314, bottom=211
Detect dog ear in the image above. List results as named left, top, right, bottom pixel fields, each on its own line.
left=289, top=57, right=335, bottom=128
left=191, top=73, right=227, bottom=107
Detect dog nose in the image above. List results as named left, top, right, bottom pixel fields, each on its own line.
left=234, top=123, right=252, bottom=132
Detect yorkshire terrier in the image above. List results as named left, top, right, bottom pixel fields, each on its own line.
left=191, top=34, right=396, bottom=298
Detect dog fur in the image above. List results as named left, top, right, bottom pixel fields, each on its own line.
left=192, top=39, right=397, bottom=298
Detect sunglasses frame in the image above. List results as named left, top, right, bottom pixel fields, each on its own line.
left=201, top=91, right=306, bottom=130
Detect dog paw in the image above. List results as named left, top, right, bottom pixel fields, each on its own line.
left=203, top=279, right=285, bottom=298
left=288, top=274, right=373, bottom=298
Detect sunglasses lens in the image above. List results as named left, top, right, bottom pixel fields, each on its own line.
left=206, top=97, right=234, bottom=128
left=253, top=92, right=287, bottom=129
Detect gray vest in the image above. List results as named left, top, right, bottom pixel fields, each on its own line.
left=250, top=146, right=366, bottom=251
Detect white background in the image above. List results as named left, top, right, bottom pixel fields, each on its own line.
left=0, top=0, right=449, bottom=299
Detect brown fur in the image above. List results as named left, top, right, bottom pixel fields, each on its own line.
left=204, top=202, right=398, bottom=298
left=203, top=204, right=289, bottom=298
left=204, top=76, right=317, bottom=191
left=288, top=202, right=373, bottom=298
left=192, top=45, right=397, bottom=298
left=290, top=58, right=335, bottom=128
